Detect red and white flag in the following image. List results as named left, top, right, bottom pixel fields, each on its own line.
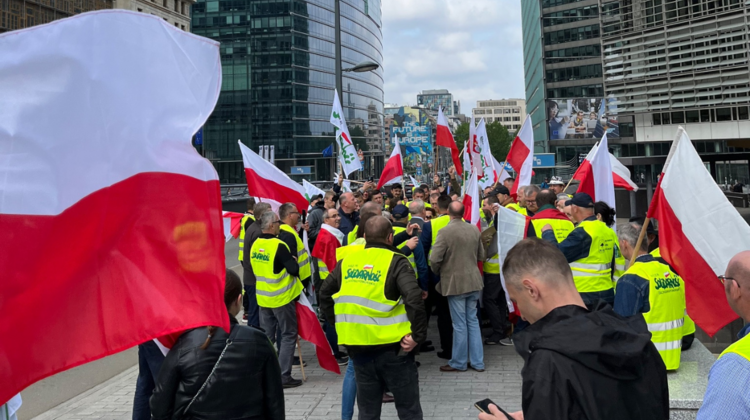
left=222, top=211, right=246, bottom=242
left=462, top=169, right=481, bottom=230
left=376, top=135, right=404, bottom=190
left=0, top=11, right=228, bottom=404
left=239, top=141, right=308, bottom=212
left=506, top=115, right=534, bottom=197
left=436, top=107, right=463, bottom=175
left=647, top=128, right=750, bottom=336
left=492, top=156, right=511, bottom=186
left=573, top=142, right=638, bottom=192
left=575, top=134, right=615, bottom=209
left=296, top=293, right=341, bottom=374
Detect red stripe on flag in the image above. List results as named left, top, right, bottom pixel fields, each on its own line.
left=648, top=182, right=738, bottom=337
left=376, top=154, right=403, bottom=190
left=0, top=172, right=228, bottom=404
left=296, top=298, right=340, bottom=374
left=574, top=159, right=595, bottom=199
left=612, top=172, right=636, bottom=191
left=506, top=136, right=531, bottom=197
left=244, top=168, right=308, bottom=212
left=436, top=125, right=462, bottom=175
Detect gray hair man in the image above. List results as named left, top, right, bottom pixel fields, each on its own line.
left=408, top=199, right=427, bottom=229
left=241, top=202, right=272, bottom=327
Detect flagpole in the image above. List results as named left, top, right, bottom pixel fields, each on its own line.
left=629, top=217, right=651, bottom=267
left=296, top=336, right=307, bottom=382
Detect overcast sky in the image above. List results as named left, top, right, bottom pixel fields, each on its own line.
left=381, top=0, right=526, bottom=114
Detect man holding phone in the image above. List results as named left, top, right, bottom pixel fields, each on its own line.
left=479, top=238, right=669, bottom=420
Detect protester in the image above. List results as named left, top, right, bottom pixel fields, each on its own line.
left=320, top=216, right=428, bottom=420
left=393, top=204, right=429, bottom=289
left=594, top=201, right=626, bottom=281
left=308, top=190, right=336, bottom=252
left=237, top=198, right=256, bottom=263
left=387, top=183, right=405, bottom=210
left=133, top=340, right=166, bottom=420
left=371, top=189, right=385, bottom=209
left=353, top=191, right=365, bottom=209
left=278, top=203, right=311, bottom=288
left=241, top=202, right=272, bottom=327
left=424, top=207, right=437, bottom=221
left=490, top=185, right=514, bottom=208
left=549, top=176, right=565, bottom=195
left=541, top=193, right=617, bottom=307
left=430, top=202, right=486, bottom=372
left=555, top=193, right=569, bottom=213
left=421, top=195, right=455, bottom=359
left=338, top=192, right=360, bottom=241
left=523, top=185, right=540, bottom=217
left=478, top=238, right=669, bottom=420
left=413, top=188, right=427, bottom=204
left=506, top=185, right=524, bottom=213
left=698, top=250, right=750, bottom=419
left=150, top=270, right=285, bottom=420
left=479, top=196, right=513, bottom=346
left=250, top=211, right=304, bottom=388
left=527, top=189, right=574, bottom=240
left=614, top=223, right=686, bottom=370
left=540, top=178, right=549, bottom=189
left=503, top=176, right=515, bottom=193
left=408, top=200, right=427, bottom=229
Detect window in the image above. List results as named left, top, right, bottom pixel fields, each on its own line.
left=163, top=0, right=166, bottom=7
left=686, top=110, right=699, bottom=123
left=739, top=107, right=749, bottom=120
left=181, top=1, right=185, bottom=14
left=716, top=108, right=732, bottom=122
left=620, top=122, right=634, bottom=137
left=700, top=109, right=711, bottom=122
left=137, top=7, right=142, bottom=11
left=671, top=111, right=684, bottom=124
left=653, top=113, right=661, bottom=125
left=174, top=22, right=178, bottom=27
left=543, top=5, right=598, bottom=27
left=661, top=113, right=670, bottom=125
left=174, top=0, right=179, bottom=12
left=543, top=25, right=600, bottom=45
left=181, top=24, right=186, bottom=30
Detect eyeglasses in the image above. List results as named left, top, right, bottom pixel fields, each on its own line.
left=719, top=275, right=738, bottom=287
left=272, top=221, right=282, bottom=225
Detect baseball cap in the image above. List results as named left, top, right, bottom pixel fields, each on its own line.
left=549, top=176, right=565, bottom=186
left=309, top=194, right=322, bottom=203
left=565, top=192, right=594, bottom=208
left=392, top=204, right=409, bottom=219
left=490, top=185, right=510, bottom=197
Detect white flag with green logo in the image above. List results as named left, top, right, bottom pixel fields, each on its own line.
left=474, top=119, right=495, bottom=190
left=302, top=179, right=325, bottom=204
left=330, top=89, right=362, bottom=176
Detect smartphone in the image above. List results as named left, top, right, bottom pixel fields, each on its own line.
left=474, top=399, right=514, bottom=420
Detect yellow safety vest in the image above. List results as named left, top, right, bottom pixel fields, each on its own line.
left=570, top=220, right=617, bottom=293
left=333, top=248, right=412, bottom=345
left=626, top=259, right=686, bottom=370
left=650, top=248, right=661, bottom=259
left=530, top=218, right=574, bottom=242
left=613, top=244, right=627, bottom=283
left=428, top=214, right=451, bottom=267
left=505, top=203, right=521, bottom=212
left=719, top=330, right=750, bottom=363
left=250, top=238, right=303, bottom=308
left=485, top=246, right=500, bottom=275
left=336, top=239, right=366, bottom=262
left=237, top=214, right=255, bottom=261
left=518, top=207, right=528, bottom=216
left=393, top=226, right=418, bottom=278
left=346, top=226, right=358, bottom=246
left=279, top=224, right=311, bottom=281
left=651, top=248, right=696, bottom=336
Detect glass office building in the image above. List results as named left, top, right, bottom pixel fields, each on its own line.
left=191, top=0, right=385, bottom=183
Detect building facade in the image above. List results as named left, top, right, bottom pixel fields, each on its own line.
left=472, top=99, right=527, bottom=133
left=191, top=0, right=386, bottom=183
left=113, top=0, right=194, bottom=30
left=0, top=0, right=112, bottom=33
left=417, top=89, right=459, bottom=116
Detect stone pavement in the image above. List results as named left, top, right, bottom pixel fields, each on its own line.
left=31, top=323, right=524, bottom=420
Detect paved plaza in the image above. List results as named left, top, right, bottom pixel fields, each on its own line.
left=31, top=322, right=524, bottom=420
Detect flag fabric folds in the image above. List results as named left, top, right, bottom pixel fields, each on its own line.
left=376, top=136, right=404, bottom=190
left=572, top=141, right=638, bottom=192
left=222, top=211, right=246, bottom=242
left=330, top=90, right=362, bottom=176
left=334, top=173, right=352, bottom=193
left=0, top=11, right=228, bottom=403
left=303, top=179, right=326, bottom=204
left=436, top=107, right=463, bottom=175
left=408, top=174, right=420, bottom=188
left=576, top=134, right=615, bottom=209
left=239, top=141, right=308, bottom=212
left=506, top=115, right=534, bottom=197
left=492, top=156, right=511, bottom=186
left=322, top=143, right=334, bottom=158
left=296, top=293, right=341, bottom=374
left=647, top=128, right=750, bottom=336
left=474, top=119, right=495, bottom=190
left=495, top=206, right=528, bottom=313
left=462, top=169, right=481, bottom=230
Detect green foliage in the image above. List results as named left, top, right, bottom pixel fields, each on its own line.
left=454, top=121, right=513, bottom=162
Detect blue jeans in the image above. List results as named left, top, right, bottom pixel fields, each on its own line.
left=132, top=341, right=165, bottom=420
left=244, top=283, right=260, bottom=328
left=341, top=359, right=357, bottom=420
left=447, top=291, right=484, bottom=370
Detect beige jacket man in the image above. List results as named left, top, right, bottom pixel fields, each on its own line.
left=429, top=217, right=485, bottom=297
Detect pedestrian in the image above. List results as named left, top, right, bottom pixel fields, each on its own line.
left=541, top=193, right=617, bottom=308
left=420, top=195, right=455, bottom=359
left=278, top=203, right=312, bottom=288
left=479, top=238, right=669, bottom=420
left=250, top=211, right=304, bottom=388
left=320, top=216, right=428, bottom=420
left=527, top=189, right=574, bottom=240
left=338, top=192, right=360, bottom=242
left=479, top=195, right=512, bottom=346
left=540, top=178, right=549, bottom=189
left=697, top=250, right=750, bottom=419
left=614, top=223, right=686, bottom=370
left=150, top=269, right=285, bottom=420
left=430, top=201, right=486, bottom=372
left=241, top=202, right=272, bottom=328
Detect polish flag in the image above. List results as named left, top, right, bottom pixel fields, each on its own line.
left=647, top=128, right=750, bottom=336
left=239, top=141, right=308, bottom=213
left=0, top=11, right=229, bottom=404
left=575, top=134, right=615, bottom=209
left=573, top=142, right=638, bottom=192
left=296, top=293, right=341, bottom=374
left=222, top=211, right=246, bottom=242
left=506, top=115, right=534, bottom=197
left=492, top=156, right=511, bottom=186
left=462, top=169, right=481, bottom=230
left=436, top=107, right=463, bottom=175
left=376, top=135, right=404, bottom=190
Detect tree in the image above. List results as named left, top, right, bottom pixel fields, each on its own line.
left=454, top=121, right=513, bottom=162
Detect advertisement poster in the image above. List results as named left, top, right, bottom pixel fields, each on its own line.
left=546, top=98, right=619, bottom=140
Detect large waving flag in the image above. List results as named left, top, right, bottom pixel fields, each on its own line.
left=495, top=206, right=528, bottom=313
left=474, top=119, right=495, bottom=190
left=303, top=179, right=326, bottom=204
left=0, top=11, right=228, bottom=404
left=408, top=174, right=420, bottom=188
left=572, top=142, right=638, bottom=192
left=296, top=293, right=341, bottom=374
left=470, top=119, right=484, bottom=178
left=239, top=141, right=308, bottom=212
left=576, top=134, right=615, bottom=209
left=334, top=173, right=352, bottom=193
left=462, top=169, right=481, bottom=230
left=330, top=90, right=362, bottom=176
left=506, top=115, right=534, bottom=197
left=492, top=156, right=511, bottom=185
left=376, top=136, right=404, bottom=190
left=437, top=107, right=463, bottom=175
left=647, top=128, right=750, bottom=336
left=222, top=211, right=246, bottom=242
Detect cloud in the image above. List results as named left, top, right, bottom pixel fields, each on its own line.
left=382, top=0, right=526, bottom=113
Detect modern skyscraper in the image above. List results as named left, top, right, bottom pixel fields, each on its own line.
left=0, top=0, right=112, bottom=32
left=417, top=89, right=458, bottom=116
left=191, top=0, right=386, bottom=183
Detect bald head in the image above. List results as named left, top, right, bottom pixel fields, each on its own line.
left=536, top=189, right=557, bottom=208
left=727, top=251, right=750, bottom=286
left=364, top=216, right=393, bottom=245
left=448, top=201, right=464, bottom=219
left=724, top=251, right=750, bottom=321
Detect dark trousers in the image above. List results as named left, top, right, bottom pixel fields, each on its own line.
left=244, top=283, right=260, bottom=328
left=351, top=349, right=423, bottom=420
left=580, top=289, right=615, bottom=310
left=424, top=279, right=452, bottom=354
left=324, top=321, right=342, bottom=358
left=482, top=273, right=511, bottom=339
left=132, top=341, right=165, bottom=420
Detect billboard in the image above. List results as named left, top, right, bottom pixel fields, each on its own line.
left=390, top=106, right=433, bottom=166
left=546, top=98, right=619, bottom=140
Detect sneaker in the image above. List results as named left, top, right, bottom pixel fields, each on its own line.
left=484, top=335, right=502, bottom=345
left=282, top=378, right=303, bottom=388
left=499, top=337, right=514, bottom=346
left=336, top=355, right=350, bottom=366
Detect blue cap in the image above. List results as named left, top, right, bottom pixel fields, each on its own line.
left=392, top=204, right=409, bottom=219
left=565, top=192, right=594, bottom=208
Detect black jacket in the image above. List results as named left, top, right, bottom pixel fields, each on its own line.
left=150, top=317, right=285, bottom=420
left=513, top=303, right=669, bottom=420
left=241, top=221, right=264, bottom=285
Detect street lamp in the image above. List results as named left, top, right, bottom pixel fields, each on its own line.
left=343, top=61, right=380, bottom=73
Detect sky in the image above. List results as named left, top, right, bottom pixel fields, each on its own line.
left=381, top=0, right=526, bottom=114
